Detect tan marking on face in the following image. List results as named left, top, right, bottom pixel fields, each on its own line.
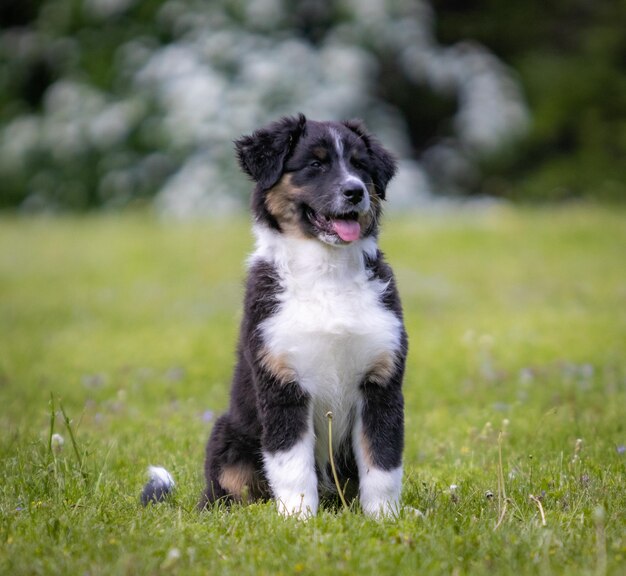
left=367, top=183, right=382, bottom=208
left=312, top=147, right=328, bottom=160
left=265, top=174, right=308, bottom=238
left=259, top=346, right=297, bottom=382
left=356, top=183, right=380, bottom=235
left=367, top=353, right=397, bottom=386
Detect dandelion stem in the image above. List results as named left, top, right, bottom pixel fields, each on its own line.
left=529, top=494, right=547, bottom=526
left=326, top=411, right=348, bottom=510
left=494, top=498, right=509, bottom=531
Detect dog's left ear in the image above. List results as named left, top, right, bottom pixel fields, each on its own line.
left=343, top=119, right=397, bottom=200
left=235, top=114, right=307, bottom=191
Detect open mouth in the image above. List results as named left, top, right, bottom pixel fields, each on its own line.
left=304, top=206, right=362, bottom=243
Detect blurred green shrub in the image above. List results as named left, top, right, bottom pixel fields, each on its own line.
left=435, top=0, right=626, bottom=202
left=0, top=0, right=622, bottom=210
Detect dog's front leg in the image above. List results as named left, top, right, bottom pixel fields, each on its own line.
left=258, top=371, right=318, bottom=518
left=353, top=370, right=405, bottom=518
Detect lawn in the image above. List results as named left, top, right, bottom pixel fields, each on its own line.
left=0, top=206, right=624, bottom=575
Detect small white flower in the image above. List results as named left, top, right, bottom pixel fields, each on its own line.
left=51, top=433, right=64, bottom=453
left=161, top=547, right=181, bottom=570
left=478, top=334, right=494, bottom=348
left=592, top=506, right=605, bottom=523
left=461, top=330, right=476, bottom=346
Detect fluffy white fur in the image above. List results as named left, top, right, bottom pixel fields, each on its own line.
left=141, top=465, right=175, bottom=505
left=263, top=412, right=318, bottom=518
left=358, top=466, right=403, bottom=517
left=352, top=410, right=402, bottom=517
left=253, top=225, right=403, bottom=515
left=148, top=466, right=175, bottom=489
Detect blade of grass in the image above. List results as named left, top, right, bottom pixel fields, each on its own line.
left=59, top=402, right=88, bottom=483
left=48, top=393, right=56, bottom=456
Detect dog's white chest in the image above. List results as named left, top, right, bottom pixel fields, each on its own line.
left=254, top=231, right=402, bottom=464
left=263, top=273, right=400, bottom=392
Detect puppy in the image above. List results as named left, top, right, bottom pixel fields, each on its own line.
left=200, top=114, right=407, bottom=518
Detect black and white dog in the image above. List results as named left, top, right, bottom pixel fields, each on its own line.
left=144, top=115, right=408, bottom=518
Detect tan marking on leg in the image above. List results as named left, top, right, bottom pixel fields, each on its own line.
left=259, top=346, right=297, bottom=382
left=367, top=353, right=397, bottom=386
left=218, top=463, right=256, bottom=500
left=359, top=428, right=375, bottom=469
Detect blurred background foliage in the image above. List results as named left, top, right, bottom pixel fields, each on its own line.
left=0, top=0, right=624, bottom=213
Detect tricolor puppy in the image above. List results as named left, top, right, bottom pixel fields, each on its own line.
left=201, top=114, right=407, bottom=518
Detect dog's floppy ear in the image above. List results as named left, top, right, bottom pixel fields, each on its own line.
left=235, top=114, right=307, bottom=191
left=343, top=119, right=397, bottom=200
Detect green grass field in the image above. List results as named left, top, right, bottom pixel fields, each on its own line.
left=1, top=206, right=624, bottom=575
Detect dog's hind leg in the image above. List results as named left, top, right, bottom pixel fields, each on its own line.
left=200, top=414, right=266, bottom=509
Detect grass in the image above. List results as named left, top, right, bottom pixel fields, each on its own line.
left=0, top=205, right=624, bottom=575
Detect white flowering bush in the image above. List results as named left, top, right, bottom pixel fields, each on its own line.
left=0, top=0, right=527, bottom=214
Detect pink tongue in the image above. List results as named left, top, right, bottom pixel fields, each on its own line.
left=331, top=219, right=361, bottom=242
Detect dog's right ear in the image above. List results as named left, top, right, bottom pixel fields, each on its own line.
left=235, top=114, right=307, bottom=191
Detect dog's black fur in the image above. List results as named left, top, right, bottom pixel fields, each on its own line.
left=199, top=115, right=407, bottom=516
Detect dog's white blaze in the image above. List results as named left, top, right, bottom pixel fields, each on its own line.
left=330, top=127, right=344, bottom=157
left=253, top=226, right=402, bottom=481
left=352, top=410, right=402, bottom=517
left=263, top=418, right=318, bottom=518
left=329, top=127, right=370, bottom=214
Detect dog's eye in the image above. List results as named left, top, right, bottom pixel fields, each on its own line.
left=309, top=160, right=323, bottom=169
left=351, top=157, right=366, bottom=170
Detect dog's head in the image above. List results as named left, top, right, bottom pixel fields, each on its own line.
left=235, top=114, right=397, bottom=245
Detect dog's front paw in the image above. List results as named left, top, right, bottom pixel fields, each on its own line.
left=359, top=466, right=403, bottom=519
left=263, top=438, right=318, bottom=520
left=275, top=491, right=318, bottom=519
left=361, top=497, right=401, bottom=519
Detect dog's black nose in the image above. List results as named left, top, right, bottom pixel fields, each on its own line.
left=342, top=185, right=365, bottom=205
